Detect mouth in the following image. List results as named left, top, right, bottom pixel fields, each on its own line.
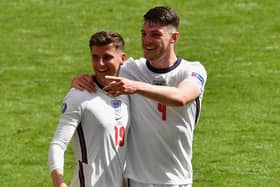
left=96, top=68, right=107, bottom=73
left=143, top=45, right=156, bottom=51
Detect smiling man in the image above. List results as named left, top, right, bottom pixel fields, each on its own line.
left=48, top=31, right=130, bottom=187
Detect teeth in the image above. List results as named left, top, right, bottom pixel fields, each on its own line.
left=145, top=47, right=154, bottom=50
left=97, top=68, right=107, bottom=72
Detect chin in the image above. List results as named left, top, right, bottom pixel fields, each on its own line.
left=144, top=54, right=152, bottom=60
left=145, top=56, right=156, bottom=62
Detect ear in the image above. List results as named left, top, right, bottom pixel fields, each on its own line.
left=120, top=53, right=127, bottom=65
left=171, top=32, right=179, bottom=43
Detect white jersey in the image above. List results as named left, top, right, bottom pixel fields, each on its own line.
left=121, top=57, right=207, bottom=185
left=48, top=83, right=130, bottom=187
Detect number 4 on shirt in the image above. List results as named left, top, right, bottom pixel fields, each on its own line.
left=157, top=103, right=166, bottom=121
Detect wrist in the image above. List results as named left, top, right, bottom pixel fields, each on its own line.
left=51, top=169, right=65, bottom=187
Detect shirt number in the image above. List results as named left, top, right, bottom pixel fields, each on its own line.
left=114, top=126, right=125, bottom=146
left=157, top=103, right=166, bottom=121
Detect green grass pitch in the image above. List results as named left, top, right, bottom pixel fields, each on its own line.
left=0, top=0, right=279, bottom=186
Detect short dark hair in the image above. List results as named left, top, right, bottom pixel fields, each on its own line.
left=89, top=31, right=125, bottom=51
left=144, top=6, right=180, bottom=29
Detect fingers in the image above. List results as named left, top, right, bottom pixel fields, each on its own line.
left=107, top=90, right=122, bottom=97
left=72, top=74, right=96, bottom=92
left=103, top=81, right=117, bottom=92
left=103, top=76, right=122, bottom=92
left=105, top=75, right=121, bottom=81
left=79, top=81, right=96, bottom=92
left=103, top=81, right=122, bottom=97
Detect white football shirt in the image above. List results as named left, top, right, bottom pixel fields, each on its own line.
left=121, top=57, right=207, bottom=185
left=48, top=84, right=130, bottom=187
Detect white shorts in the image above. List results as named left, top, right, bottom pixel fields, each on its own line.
left=128, top=179, right=192, bottom=187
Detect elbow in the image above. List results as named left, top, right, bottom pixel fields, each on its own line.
left=172, top=95, right=194, bottom=106
left=173, top=90, right=200, bottom=106
left=170, top=97, right=188, bottom=106
left=174, top=100, right=187, bottom=107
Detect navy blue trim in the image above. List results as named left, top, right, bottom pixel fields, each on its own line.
left=195, top=97, right=200, bottom=125
left=77, top=123, right=88, bottom=163
left=127, top=178, right=130, bottom=187
left=77, top=123, right=87, bottom=187
left=78, top=161, right=85, bottom=187
left=146, top=57, right=181, bottom=73
left=92, top=76, right=104, bottom=89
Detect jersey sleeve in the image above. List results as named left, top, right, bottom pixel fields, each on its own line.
left=120, top=57, right=141, bottom=80
left=48, top=88, right=86, bottom=172
left=185, top=62, right=207, bottom=93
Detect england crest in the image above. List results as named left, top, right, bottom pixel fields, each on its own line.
left=111, top=99, right=122, bottom=120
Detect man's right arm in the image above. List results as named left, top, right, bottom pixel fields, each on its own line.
left=48, top=89, right=84, bottom=187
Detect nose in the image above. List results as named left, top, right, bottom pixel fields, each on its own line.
left=95, top=58, right=105, bottom=66
left=99, top=59, right=105, bottom=65
left=142, top=35, right=152, bottom=45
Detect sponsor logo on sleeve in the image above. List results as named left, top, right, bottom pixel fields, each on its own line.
left=192, top=72, right=204, bottom=85
left=61, top=103, right=67, bottom=113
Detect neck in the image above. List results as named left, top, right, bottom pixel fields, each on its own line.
left=148, top=52, right=177, bottom=69
left=93, top=76, right=104, bottom=89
